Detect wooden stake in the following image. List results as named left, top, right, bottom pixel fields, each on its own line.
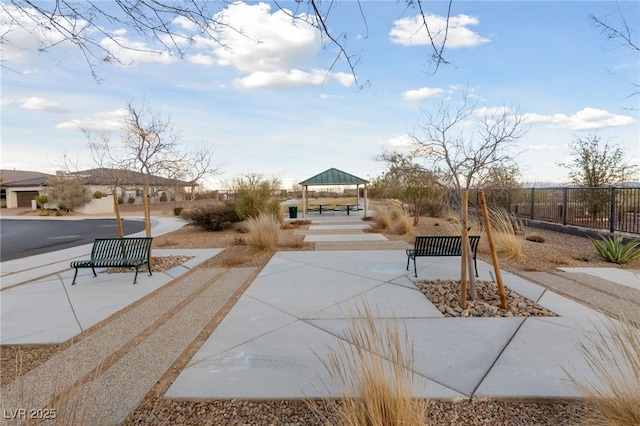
left=479, top=191, right=508, bottom=309
left=460, top=190, right=468, bottom=309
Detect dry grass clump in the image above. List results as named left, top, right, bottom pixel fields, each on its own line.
left=308, top=302, right=428, bottom=425
left=372, top=205, right=414, bottom=235
left=440, top=213, right=482, bottom=236
left=570, top=313, right=640, bottom=426
left=372, top=205, right=393, bottom=231
left=243, top=213, right=281, bottom=252
left=488, top=207, right=526, bottom=260
left=390, top=208, right=414, bottom=236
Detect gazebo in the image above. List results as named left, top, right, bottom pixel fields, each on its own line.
left=299, top=168, right=369, bottom=218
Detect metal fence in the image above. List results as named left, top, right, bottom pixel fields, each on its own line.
left=474, top=187, right=640, bottom=235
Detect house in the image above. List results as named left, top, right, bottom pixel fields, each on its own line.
left=0, top=170, right=54, bottom=208
left=1, top=168, right=194, bottom=210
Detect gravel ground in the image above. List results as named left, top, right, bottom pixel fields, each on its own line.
left=4, top=212, right=635, bottom=425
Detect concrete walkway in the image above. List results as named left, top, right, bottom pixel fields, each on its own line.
left=1, top=212, right=638, bottom=423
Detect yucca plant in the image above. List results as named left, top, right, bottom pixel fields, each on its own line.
left=592, top=235, right=640, bottom=265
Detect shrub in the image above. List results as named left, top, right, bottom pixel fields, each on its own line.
left=173, top=207, right=184, bottom=216
left=244, top=213, right=280, bottom=251
left=592, top=235, right=640, bottom=265
left=181, top=202, right=241, bottom=231
left=92, top=191, right=105, bottom=199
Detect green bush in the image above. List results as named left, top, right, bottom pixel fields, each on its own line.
left=93, top=191, right=105, bottom=199
left=181, top=202, right=241, bottom=231
left=173, top=207, right=184, bottom=216
left=592, top=235, right=640, bottom=264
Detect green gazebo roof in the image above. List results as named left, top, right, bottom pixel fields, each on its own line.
left=299, top=168, right=368, bottom=186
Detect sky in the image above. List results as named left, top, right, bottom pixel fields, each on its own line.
left=1, top=0, right=639, bottom=190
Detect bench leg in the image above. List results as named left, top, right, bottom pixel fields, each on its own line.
left=91, top=265, right=97, bottom=278
left=474, top=256, right=478, bottom=277
left=72, top=268, right=79, bottom=285
left=413, top=258, right=417, bottom=278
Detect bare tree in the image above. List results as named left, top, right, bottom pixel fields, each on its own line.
left=412, top=94, right=526, bottom=205
left=2, top=0, right=454, bottom=84
left=589, top=2, right=639, bottom=106
left=86, top=100, right=222, bottom=235
left=411, top=92, right=527, bottom=305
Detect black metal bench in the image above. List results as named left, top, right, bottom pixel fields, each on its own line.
left=406, top=235, right=480, bottom=278
left=70, top=237, right=153, bottom=285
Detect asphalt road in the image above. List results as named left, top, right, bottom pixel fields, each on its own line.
left=0, top=219, right=147, bottom=262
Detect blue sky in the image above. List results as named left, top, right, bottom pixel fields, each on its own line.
left=1, top=1, right=638, bottom=189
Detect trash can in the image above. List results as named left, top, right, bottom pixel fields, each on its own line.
left=288, top=206, right=298, bottom=219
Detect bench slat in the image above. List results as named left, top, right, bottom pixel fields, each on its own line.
left=406, top=235, right=480, bottom=278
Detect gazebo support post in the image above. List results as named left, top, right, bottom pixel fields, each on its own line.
left=363, top=185, right=368, bottom=216
left=302, top=185, right=307, bottom=218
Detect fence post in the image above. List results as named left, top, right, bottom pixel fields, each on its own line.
left=530, top=187, right=535, bottom=220
left=562, top=187, right=568, bottom=226
left=609, top=187, right=616, bottom=233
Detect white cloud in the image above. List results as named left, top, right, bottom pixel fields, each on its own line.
left=390, top=13, right=490, bottom=48
left=527, top=144, right=561, bottom=151
left=99, top=36, right=177, bottom=66
left=234, top=69, right=353, bottom=89
left=524, top=107, right=636, bottom=130
left=204, top=2, right=346, bottom=89
left=403, top=87, right=444, bottom=101
left=19, top=97, right=68, bottom=113
left=55, top=109, right=128, bottom=132
left=213, top=3, right=320, bottom=73
left=186, top=53, right=216, bottom=65
left=0, top=5, right=85, bottom=64
left=381, top=134, right=414, bottom=149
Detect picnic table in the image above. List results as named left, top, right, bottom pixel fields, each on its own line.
left=336, top=203, right=359, bottom=215
left=309, top=203, right=331, bottom=214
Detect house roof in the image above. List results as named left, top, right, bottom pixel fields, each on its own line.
left=0, top=170, right=54, bottom=186
left=1, top=168, right=192, bottom=188
left=72, top=168, right=193, bottom=187
left=299, top=168, right=368, bottom=186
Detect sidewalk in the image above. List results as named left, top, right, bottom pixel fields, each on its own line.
left=1, top=213, right=637, bottom=423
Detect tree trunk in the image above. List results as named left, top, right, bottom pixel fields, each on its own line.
left=112, top=188, right=124, bottom=238
left=460, top=191, right=468, bottom=309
